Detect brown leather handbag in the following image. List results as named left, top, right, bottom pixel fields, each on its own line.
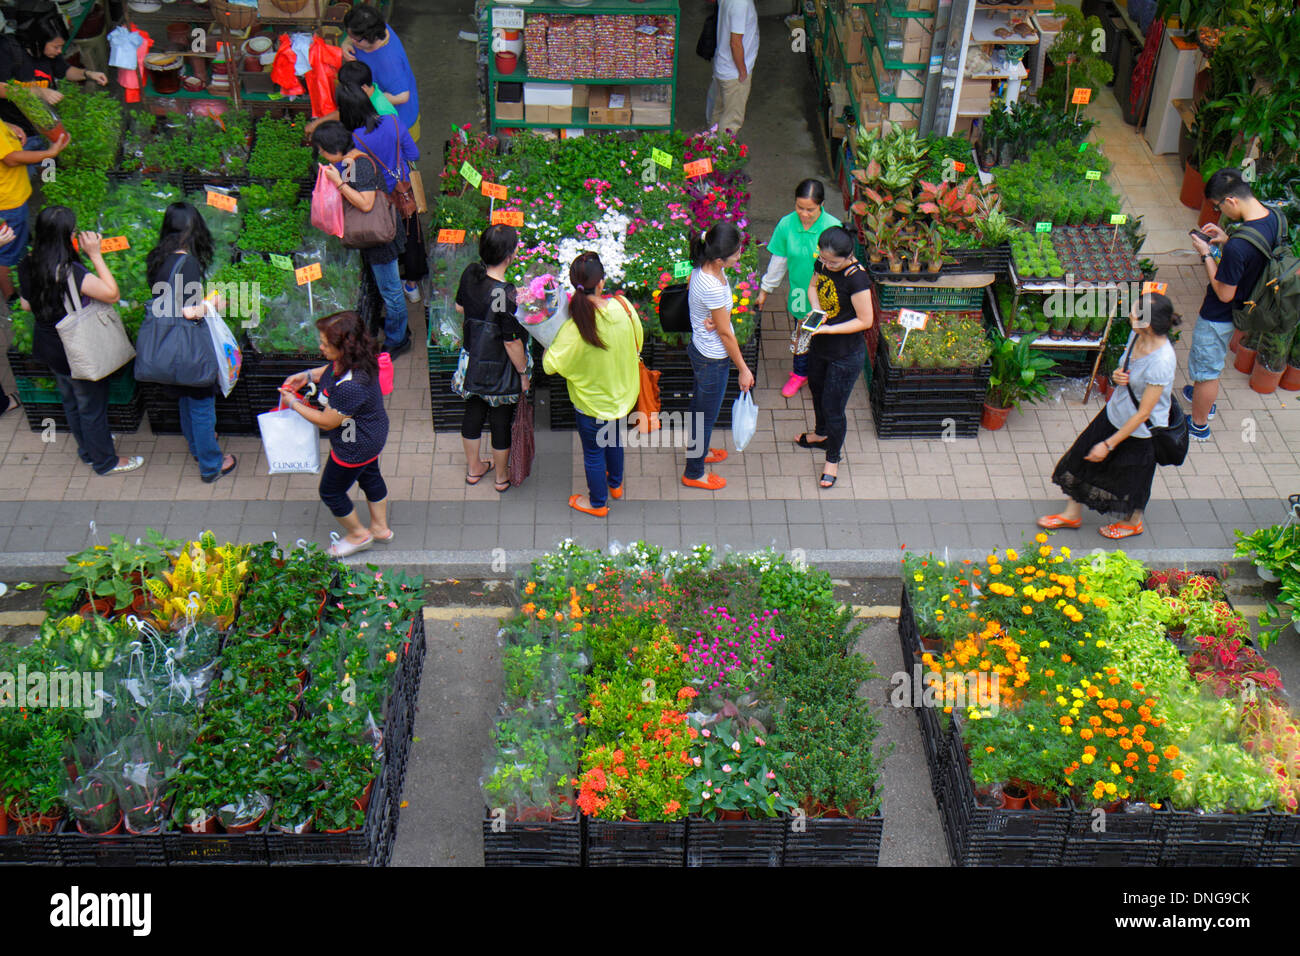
left=341, top=157, right=398, bottom=248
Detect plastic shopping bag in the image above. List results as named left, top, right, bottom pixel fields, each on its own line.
left=731, top=391, right=758, bottom=452
left=203, top=303, right=243, bottom=398
left=311, top=165, right=345, bottom=238
left=520, top=289, right=569, bottom=348
left=257, top=402, right=321, bottom=475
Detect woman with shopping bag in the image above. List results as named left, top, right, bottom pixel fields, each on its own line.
left=279, top=310, right=393, bottom=558
left=17, top=205, right=143, bottom=475
left=142, top=202, right=237, bottom=483
left=543, top=252, right=644, bottom=518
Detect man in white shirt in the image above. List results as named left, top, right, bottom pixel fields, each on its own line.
left=707, top=0, right=759, bottom=133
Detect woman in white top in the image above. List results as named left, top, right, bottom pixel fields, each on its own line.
left=1039, top=293, right=1181, bottom=540
left=682, top=222, right=754, bottom=490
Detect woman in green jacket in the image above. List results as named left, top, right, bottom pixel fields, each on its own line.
left=543, top=252, right=644, bottom=518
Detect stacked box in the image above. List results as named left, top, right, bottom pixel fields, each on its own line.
left=572, top=16, right=596, bottom=79
left=545, top=17, right=575, bottom=79
left=525, top=15, right=550, bottom=78
left=593, top=15, right=638, bottom=77
left=634, top=17, right=676, bottom=78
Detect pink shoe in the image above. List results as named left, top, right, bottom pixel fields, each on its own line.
left=782, top=373, right=808, bottom=398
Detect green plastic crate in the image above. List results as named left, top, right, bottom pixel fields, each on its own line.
left=16, top=365, right=138, bottom=405
left=877, top=285, right=986, bottom=311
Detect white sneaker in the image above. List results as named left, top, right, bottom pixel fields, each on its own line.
left=107, top=455, right=144, bottom=475
left=403, top=281, right=421, bottom=303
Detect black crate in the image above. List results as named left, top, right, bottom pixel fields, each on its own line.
left=686, top=817, right=785, bottom=866
left=241, top=349, right=317, bottom=415
left=781, top=812, right=883, bottom=866
left=141, top=381, right=258, bottom=436
left=870, top=377, right=989, bottom=414
left=586, top=818, right=686, bottom=867
left=59, top=826, right=167, bottom=867
left=482, top=812, right=582, bottom=867
left=872, top=416, right=981, bottom=440
left=874, top=344, right=992, bottom=392
left=958, top=835, right=1068, bottom=867
left=1260, top=813, right=1300, bottom=867
left=646, top=331, right=760, bottom=378
left=1159, top=840, right=1261, bottom=867
left=267, top=774, right=391, bottom=866
left=1065, top=803, right=1167, bottom=843
left=866, top=246, right=1011, bottom=283
left=163, top=820, right=271, bottom=865
left=898, top=586, right=922, bottom=661
left=1062, top=838, right=1163, bottom=867
left=0, top=819, right=63, bottom=865
left=1163, top=807, right=1271, bottom=847
left=21, top=396, right=145, bottom=434
left=6, top=348, right=47, bottom=378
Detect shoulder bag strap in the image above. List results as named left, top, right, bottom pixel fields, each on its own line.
left=390, top=115, right=409, bottom=181
left=64, top=266, right=84, bottom=314
left=358, top=132, right=398, bottom=184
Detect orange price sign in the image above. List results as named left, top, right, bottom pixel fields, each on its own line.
left=683, top=158, right=714, bottom=178
left=295, top=262, right=322, bottom=286
left=481, top=181, right=508, bottom=200
left=952, top=160, right=966, bottom=173
left=1141, top=281, right=1168, bottom=295
left=436, top=229, right=466, bottom=244
left=491, top=210, right=524, bottom=227
left=99, top=236, right=130, bottom=253
left=206, top=191, right=238, bottom=213
left=1071, top=87, right=1092, bottom=105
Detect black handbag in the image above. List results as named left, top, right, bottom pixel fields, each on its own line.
left=1123, top=348, right=1188, bottom=467
left=696, top=7, right=718, bottom=59
left=657, top=283, right=692, bottom=333
left=463, top=311, right=521, bottom=398
left=133, top=255, right=219, bottom=389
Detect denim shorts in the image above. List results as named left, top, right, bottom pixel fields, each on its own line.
left=0, top=203, right=28, bottom=267
left=1187, top=317, right=1235, bottom=382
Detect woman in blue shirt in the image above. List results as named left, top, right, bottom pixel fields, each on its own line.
left=342, top=6, right=420, bottom=142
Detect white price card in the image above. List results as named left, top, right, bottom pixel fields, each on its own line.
left=492, top=7, right=525, bottom=29
left=608, top=93, right=626, bottom=109
left=899, top=308, right=929, bottom=330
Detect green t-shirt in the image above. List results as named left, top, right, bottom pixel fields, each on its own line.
left=768, top=208, right=842, bottom=317
left=371, top=87, right=398, bottom=117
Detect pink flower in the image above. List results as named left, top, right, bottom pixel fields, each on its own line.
left=701, top=729, right=710, bottom=738
left=766, top=771, right=776, bottom=780
left=722, top=764, right=732, bottom=773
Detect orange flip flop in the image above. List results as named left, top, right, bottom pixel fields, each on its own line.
left=569, top=494, right=609, bottom=517
left=1037, top=514, right=1082, bottom=529
left=682, top=473, right=726, bottom=491
left=1099, top=521, right=1143, bottom=540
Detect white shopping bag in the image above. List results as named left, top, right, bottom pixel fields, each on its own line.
left=519, top=288, right=570, bottom=348
left=731, top=391, right=758, bottom=452
left=203, top=301, right=243, bottom=398
left=258, top=402, right=321, bottom=475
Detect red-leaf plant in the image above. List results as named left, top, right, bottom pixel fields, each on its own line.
left=1186, top=633, right=1284, bottom=701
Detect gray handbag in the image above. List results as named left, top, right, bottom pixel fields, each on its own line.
left=56, top=269, right=135, bottom=381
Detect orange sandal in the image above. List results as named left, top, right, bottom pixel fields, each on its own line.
left=1037, top=514, right=1082, bottom=530
left=681, top=473, right=726, bottom=491
left=1099, top=521, right=1144, bottom=540
left=569, top=494, right=609, bottom=518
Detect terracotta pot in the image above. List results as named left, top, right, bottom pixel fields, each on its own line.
left=1250, top=360, right=1284, bottom=394
left=1000, top=784, right=1029, bottom=810
left=125, top=806, right=163, bottom=835
left=0, top=811, right=8, bottom=836
left=514, top=806, right=552, bottom=823
left=1280, top=364, right=1300, bottom=391
left=1179, top=161, right=1204, bottom=210
left=1094, top=373, right=1113, bottom=399
left=1233, top=345, right=1257, bottom=375
left=1229, top=328, right=1244, bottom=353
left=354, top=778, right=375, bottom=814
left=1197, top=197, right=1219, bottom=228
left=717, top=809, right=746, bottom=821
left=76, top=813, right=123, bottom=836
left=183, top=813, right=219, bottom=834
left=1029, top=791, right=1060, bottom=810
left=495, top=52, right=518, bottom=75
left=920, top=635, right=944, bottom=651
left=166, top=21, right=190, bottom=49
left=981, top=402, right=1012, bottom=431
left=222, top=807, right=267, bottom=834
left=79, top=597, right=116, bottom=619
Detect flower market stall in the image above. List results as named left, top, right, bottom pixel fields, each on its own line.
left=901, top=536, right=1299, bottom=867
left=0, top=532, right=425, bottom=866
left=480, top=542, right=886, bottom=867
left=430, top=126, right=760, bottom=431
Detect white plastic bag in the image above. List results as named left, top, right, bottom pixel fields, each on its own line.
left=731, top=391, right=758, bottom=452
left=520, top=289, right=569, bottom=348
left=203, top=302, right=243, bottom=398
left=257, top=404, right=321, bottom=475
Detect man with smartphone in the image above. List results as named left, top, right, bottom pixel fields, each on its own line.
left=1186, top=168, right=1278, bottom=441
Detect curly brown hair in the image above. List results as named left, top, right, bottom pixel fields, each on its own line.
left=316, top=310, right=379, bottom=379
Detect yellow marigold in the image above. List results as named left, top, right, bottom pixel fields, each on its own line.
left=1035, top=533, right=1049, bottom=544
left=1081, top=753, right=1095, bottom=764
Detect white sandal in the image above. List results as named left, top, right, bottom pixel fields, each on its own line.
left=328, top=531, right=374, bottom=557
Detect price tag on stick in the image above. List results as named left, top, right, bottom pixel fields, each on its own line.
left=206, top=191, right=238, bottom=213
left=436, top=229, right=466, bottom=244
left=296, top=261, right=321, bottom=313
left=1109, top=213, right=1127, bottom=251
left=481, top=181, right=508, bottom=201
left=672, top=261, right=692, bottom=279
left=491, top=209, right=524, bottom=227
left=459, top=162, right=482, bottom=188
left=1035, top=221, right=1053, bottom=233
left=99, top=236, right=130, bottom=252
left=1142, top=281, right=1168, bottom=296
left=1071, top=87, right=1092, bottom=105
left=651, top=148, right=673, bottom=168
left=897, top=309, right=929, bottom=357
left=683, top=158, right=713, bottom=178
left=269, top=254, right=294, bottom=271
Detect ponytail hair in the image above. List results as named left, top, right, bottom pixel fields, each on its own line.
left=567, top=252, right=606, bottom=349
left=689, top=221, right=743, bottom=267
left=1136, top=292, right=1182, bottom=336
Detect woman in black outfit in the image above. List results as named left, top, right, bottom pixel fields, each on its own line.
left=280, top=310, right=392, bottom=558
left=17, top=206, right=141, bottom=475
left=453, top=225, right=530, bottom=493
left=797, top=226, right=874, bottom=489
left=145, top=202, right=236, bottom=483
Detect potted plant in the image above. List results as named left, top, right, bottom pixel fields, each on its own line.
left=1281, top=331, right=1300, bottom=391
left=1234, top=329, right=1261, bottom=374
left=1250, top=329, right=1295, bottom=394
left=65, top=771, right=122, bottom=836
left=983, top=333, right=1058, bottom=430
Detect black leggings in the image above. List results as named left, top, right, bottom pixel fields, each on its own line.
left=463, top=396, right=514, bottom=449
left=319, top=457, right=387, bottom=518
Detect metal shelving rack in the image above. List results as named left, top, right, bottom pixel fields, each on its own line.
left=486, top=0, right=679, bottom=133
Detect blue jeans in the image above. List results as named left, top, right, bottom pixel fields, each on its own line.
left=370, top=258, right=409, bottom=347
left=177, top=395, right=224, bottom=478
left=574, top=409, right=624, bottom=509
left=54, top=373, right=117, bottom=475
left=808, top=345, right=865, bottom=464
left=684, top=343, right=731, bottom=480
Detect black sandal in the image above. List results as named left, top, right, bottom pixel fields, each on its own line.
left=465, top=462, right=494, bottom=485
left=819, top=472, right=838, bottom=489
left=796, top=433, right=827, bottom=449
left=494, top=479, right=511, bottom=493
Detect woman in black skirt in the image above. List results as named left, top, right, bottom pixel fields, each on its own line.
left=1038, top=293, right=1180, bottom=540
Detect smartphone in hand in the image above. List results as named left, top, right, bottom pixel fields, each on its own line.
left=1189, top=229, right=1212, bottom=244
left=801, top=309, right=827, bottom=333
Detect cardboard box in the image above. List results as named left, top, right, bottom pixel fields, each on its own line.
left=549, top=105, right=574, bottom=124
left=850, top=65, right=873, bottom=102
left=496, top=94, right=525, bottom=122
left=524, top=104, right=550, bottom=124
left=897, top=72, right=925, bottom=99
left=571, top=85, right=589, bottom=108
left=588, top=86, right=632, bottom=126
left=523, top=83, right=573, bottom=107
left=957, top=81, right=992, bottom=116
left=902, top=20, right=931, bottom=63
left=632, top=107, right=672, bottom=127
left=887, top=101, right=917, bottom=123
left=842, top=9, right=868, bottom=65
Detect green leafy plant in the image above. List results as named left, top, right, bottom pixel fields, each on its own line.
left=56, top=84, right=122, bottom=170
left=1036, top=5, right=1115, bottom=112
left=986, top=332, right=1058, bottom=410
left=249, top=115, right=312, bottom=180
